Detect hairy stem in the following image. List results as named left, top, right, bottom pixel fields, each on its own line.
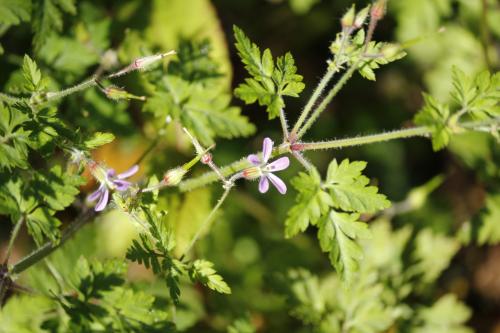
left=10, top=209, right=95, bottom=275
left=293, top=126, right=430, bottom=151
left=179, top=119, right=499, bottom=192
left=180, top=186, right=232, bottom=260
left=279, top=108, right=290, bottom=140
left=0, top=92, right=24, bottom=105
left=296, top=63, right=359, bottom=139
left=291, top=69, right=336, bottom=138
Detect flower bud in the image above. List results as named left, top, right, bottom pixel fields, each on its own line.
left=201, top=153, right=212, bottom=164
left=341, top=5, right=356, bottom=28
left=104, top=86, right=146, bottom=101
left=371, top=0, right=386, bottom=21
left=163, top=167, right=187, bottom=186
left=354, top=5, right=370, bottom=28
left=132, top=50, right=176, bottom=70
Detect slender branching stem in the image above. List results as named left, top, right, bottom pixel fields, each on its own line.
left=296, top=62, right=359, bottom=139
left=292, top=126, right=430, bottom=150
left=44, top=77, right=98, bottom=103
left=10, top=209, right=95, bottom=275
left=292, top=151, right=313, bottom=170
left=0, top=92, right=24, bottom=105
left=179, top=118, right=499, bottom=192
left=290, top=69, right=336, bottom=138
left=180, top=185, right=233, bottom=260
left=3, top=215, right=25, bottom=265
left=279, top=108, right=290, bottom=140
left=3, top=51, right=176, bottom=107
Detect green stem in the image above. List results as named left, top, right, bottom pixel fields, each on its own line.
left=279, top=108, right=290, bottom=140
left=180, top=186, right=232, bottom=260
left=179, top=119, right=499, bottom=192
left=3, top=215, right=25, bottom=265
left=10, top=209, right=95, bottom=275
left=0, top=92, right=24, bottom=104
left=45, top=77, right=97, bottom=103
left=290, top=69, right=336, bottom=138
left=296, top=63, right=359, bottom=139
left=294, top=126, right=430, bottom=151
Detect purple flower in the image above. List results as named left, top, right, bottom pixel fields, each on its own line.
left=244, top=138, right=290, bottom=194
left=88, top=163, right=139, bottom=211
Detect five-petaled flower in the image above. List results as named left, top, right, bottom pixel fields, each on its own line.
left=88, top=162, right=139, bottom=211
left=243, top=138, right=290, bottom=194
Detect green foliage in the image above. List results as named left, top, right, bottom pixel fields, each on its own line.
left=414, top=67, right=499, bottom=151
left=0, top=295, right=53, bottom=333
left=410, top=295, right=472, bottom=333
left=126, top=209, right=183, bottom=303
left=227, top=316, right=256, bottom=333
left=318, top=211, right=371, bottom=283
left=83, top=132, right=115, bottom=150
left=410, top=229, right=459, bottom=284
left=461, top=193, right=500, bottom=245
left=285, top=170, right=332, bottom=237
left=56, top=257, right=174, bottom=332
left=233, top=25, right=305, bottom=119
left=0, top=103, right=31, bottom=170
left=414, top=93, right=451, bottom=150
left=0, top=161, right=83, bottom=244
left=0, top=0, right=31, bottom=26
left=188, top=259, right=231, bottom=294
left=22, top=55, right=45, bottom=92
left=26, top=206, right=61, bottom=244
left=30, top=165, right=85, bottom=211
left=0, top=1, right=496, bottom=331
left=286, top=159, right=390, bottom=282
left=451, top=67, right=500, bottom=118
left=32, top=0, right=76, bottom=52
left=127, top=207, right=231, bottom=303
left=324, top=159, right=391, bottom=213
left=168, top=38, right=223, bottom=83
left=0, top=0, right=31, bottom=54
left=276, top=219, right=472, bottom=333
left=144, top=39, right=255, bottom=146
left=329, top=28, right=406, bottom=80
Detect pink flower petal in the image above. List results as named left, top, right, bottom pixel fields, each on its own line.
left=95, top=188, right=109, bottom=211
left=262, top=137, right=273, bottom=163
left=258, top=176, right=269, bottom=193
left=117, top=165, right=139, bottom=179
left=113, top=180, right=131, bottom=191
left=107, top=168, right=116, bottom=177
left=265, top=157, right=290, bottom=172
left=88, top=190, right=102, bottom=202
left=267, top=173, right=287, bottom=194
left=247, top=154, right=261, bottom=166
left=88, top=184, right=105, bottom=202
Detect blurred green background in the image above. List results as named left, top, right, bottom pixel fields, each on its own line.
left=1, top=0, right=499, bottom=332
